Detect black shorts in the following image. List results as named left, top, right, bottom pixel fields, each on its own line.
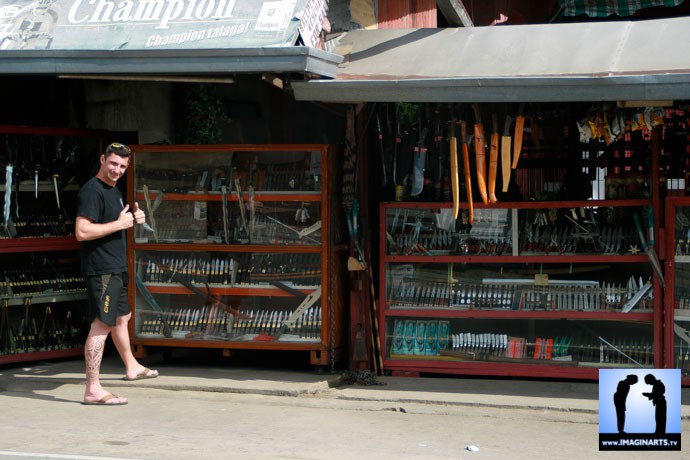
left=85, top=273, right=131, bottom=326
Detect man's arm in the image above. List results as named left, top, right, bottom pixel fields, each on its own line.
left=75, top=204, right=134, bottom=242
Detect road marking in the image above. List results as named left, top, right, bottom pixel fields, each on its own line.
left=0, top=452, right=145, bottom=460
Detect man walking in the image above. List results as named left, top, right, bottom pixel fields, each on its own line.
left=76, top=142, right=159, bottom=406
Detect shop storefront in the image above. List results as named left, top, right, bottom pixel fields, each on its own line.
left=0, top=0, right=352, bottom=369
left=293, top=16, right=690, bottom=383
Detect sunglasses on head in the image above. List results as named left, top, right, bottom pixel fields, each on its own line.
left=106, top=142, right=131, bottom=155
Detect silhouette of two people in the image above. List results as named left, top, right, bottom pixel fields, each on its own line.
left=613, top=373, right=667, bottom=435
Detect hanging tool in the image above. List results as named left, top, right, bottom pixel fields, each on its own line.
left=472, top=103, right=488, bottom=204
left=512, top=105, right=526, bottom=169
left=431, top=107, right=443, bottom=201
left=221, top=182, right=230, bottom=243
left=449, top=117, right=460, bottom=219
left=392, top=111, right=403, bottom=201
left=460, top=121, right=474, bottom=225
left=234, top=177, right=250, bottom=242
left=410, top=118, right=428, bottom=197
left=142, top=185, right=161, bottom=242
left=488, top=112, right=499, bottom=203
left=501, top=115, right=513, bottom=192
left=376, top=110, right=388, bottom=185
left=633, top=212, right=664, bottom=287
left=3, top=164, right=16, bottom=238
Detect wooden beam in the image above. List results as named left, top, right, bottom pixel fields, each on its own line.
left=436, top=0, right=474, bottom=27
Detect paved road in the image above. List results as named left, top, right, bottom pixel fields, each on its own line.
left=0, top=353, right=687, bottom=460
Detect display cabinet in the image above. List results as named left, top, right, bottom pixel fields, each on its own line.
left=0, top=125, right=104, bottom=364
left=664, top=196, right=690, bottom=385
left=127, top=144, right=346, bottom=367
left=379, top=200, right=662, bottom=379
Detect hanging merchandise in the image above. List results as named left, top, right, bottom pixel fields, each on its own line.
left=501, top=114, right=513, bottom=193
left=488, top=112, right=500, bottom=203
left=472, top=104, right=489, bottom=204
left=342, top=105, right=365, bottom=270
left=460, top=120, right=474, bottom=225
left=449, top=117, right=460, bottom=219
left=410, top=116, right=428, bottom=197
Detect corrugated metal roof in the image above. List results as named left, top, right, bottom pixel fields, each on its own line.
left=292, top=17, right=690, bottom=102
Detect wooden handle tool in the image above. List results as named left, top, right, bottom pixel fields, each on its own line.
left=472, top=104, right=488, bottom=205
left=488, top=113, right=499, bottom=203
left=511, top=115, right=525, bottom=169
left=501, top=115, right=513, bottom=192
left=460, top=121, right=473, bottom=225
left=449, top=118, right=460, bottom=219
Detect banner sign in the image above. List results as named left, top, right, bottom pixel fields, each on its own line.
left=0, top=0, right=327, bottom=51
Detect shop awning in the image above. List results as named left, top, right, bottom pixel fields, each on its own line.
left=0, top=0, right=342, bottom=78
left=292, top=16, right=690, bottom=102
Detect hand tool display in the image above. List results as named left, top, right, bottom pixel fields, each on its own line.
left=437, top=327, right=652, bottom=367
left=142, top=253, right=321, bottom=288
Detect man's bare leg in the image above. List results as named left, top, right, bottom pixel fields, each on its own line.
left=83, top=319, right=127, bottom=404
left=111, top=313, right=158, bottom=380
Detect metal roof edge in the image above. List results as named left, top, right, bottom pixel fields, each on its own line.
left=293, top=74, right=690, bottom=103
left=0, top=47, right=344, bottom=78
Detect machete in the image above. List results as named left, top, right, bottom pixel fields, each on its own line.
left=410, top=120, right=428, bottom=197
left=472, top=103, right=488, bottom=205
left=488, top=112, right=499, bottom=203
left=449, top=117, right=460, bottom=219
left=460, top=121, right=474, bottom=225
left=501, top=115, right=513, bottom=192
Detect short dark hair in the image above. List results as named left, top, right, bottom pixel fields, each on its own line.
left=104, top=142, right=131, bottom=158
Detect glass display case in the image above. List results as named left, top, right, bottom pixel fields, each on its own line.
left=380, top=200, right=661, bottom=379
left=664, top=197, right=690, bottom=385
left=128, top=144, right=346, bottom=366
left=0, top=125, right=104, bottom=364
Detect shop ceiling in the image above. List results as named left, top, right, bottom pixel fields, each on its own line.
left=292, top=16, right=690, bottom=103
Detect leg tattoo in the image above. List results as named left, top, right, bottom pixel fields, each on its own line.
left=85, top=335, right=106, bottom=384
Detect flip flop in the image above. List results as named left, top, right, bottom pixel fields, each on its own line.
left=82, top=393, right=128, bottom=406
left=123, top=367, right=159, bottom=381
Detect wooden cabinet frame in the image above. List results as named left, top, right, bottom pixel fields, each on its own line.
left=126, top=144, right=347, bottom=367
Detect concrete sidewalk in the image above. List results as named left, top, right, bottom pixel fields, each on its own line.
left=3, top=351, right=688, bottom=417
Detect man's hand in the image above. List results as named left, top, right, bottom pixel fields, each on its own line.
left=118, top=204, right=135, bottom=229
left=132, top=202, right=146, bottom=225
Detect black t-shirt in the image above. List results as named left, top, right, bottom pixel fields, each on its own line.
left=77, top=177, right=127, bottom=276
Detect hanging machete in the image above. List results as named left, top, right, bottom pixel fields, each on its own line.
left=501, top=115, right=513, bottom=192
left=410, top=118, right=428, bottom=197
left=449, top=117, right=460, bottom=219
left=488, top=112, right=499, bottom=204
left=472, top=103, right=488, bottom=205
left=460, top=121, right=474, bottom=225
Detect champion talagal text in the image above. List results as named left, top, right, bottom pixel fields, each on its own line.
left=67, top=0, right=238, bottom=29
